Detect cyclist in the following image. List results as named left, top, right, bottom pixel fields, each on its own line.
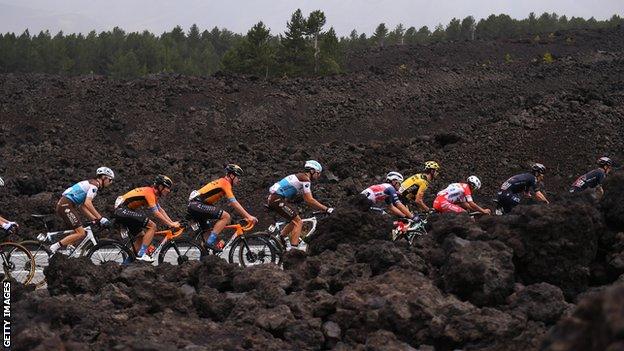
left=50, top=167, right=115, bottom=254
left=361, top=172, right=419, bottom=220
left=496, top=163, right=549, bottom=214
left=570, top=157, right=613, bottom=198
left=399, top=161, right=441, bottom=212
left=188, top=164, right=258, bottom=251
left=0, top=176, right=19, bottom=235
left=114, top=175, right=180, bottom=262
left=267, top=160, right=333, bottom=248
left=433, top=176, right=491, bottom=215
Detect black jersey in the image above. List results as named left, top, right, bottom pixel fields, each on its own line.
left=500, top=173, right=539, bottom=194
left=570, top=168, right=606, bottom=191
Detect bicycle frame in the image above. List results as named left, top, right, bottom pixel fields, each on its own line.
left=150, top=226, right=186, bottom=257
left=36, top=226, right=98, bottom=257
left=267, top=216, right=319, bottom=240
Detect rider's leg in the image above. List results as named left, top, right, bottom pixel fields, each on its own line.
left=59, top=226, right=87, bottom=247
left=207, top=211, right=230, bottom=246
left=137, top=220, right=156, bottom=256
left=280, top=222, right=294, bottom=238
left=289, top=215, right=303, bottom=246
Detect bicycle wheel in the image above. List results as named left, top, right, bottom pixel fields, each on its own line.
left=231, top=234, right=278, bottom=267
left=19, top=240, right=51, bottom=287
left=158, top=238, right=206, bottom=265
left=0, top=242, right=36, bottom=285
left=87, top=239, right=134, bottom=265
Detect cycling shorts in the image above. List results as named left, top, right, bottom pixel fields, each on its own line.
left=56, top=197, right=82, bottom=229
left=267, top=194, right=298, bottom=221
left=496, top=190, right=521, bottom=214
left=433, top=196, right=466, bottom=214
left=113, top=207, right=149, bottom=235
left=187, top=200, right=224, bottom=230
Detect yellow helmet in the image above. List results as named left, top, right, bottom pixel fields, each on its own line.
left=424, top=161, right=440, bottom=171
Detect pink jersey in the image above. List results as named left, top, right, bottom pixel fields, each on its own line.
left=436, top=183, right=473, bottom=203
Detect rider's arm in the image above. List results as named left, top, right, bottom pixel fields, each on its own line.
left=303, top=192, right=328, bottom=212
left=596, top=185, right=604, bottom=198
left=467, top=201, right=491, bottom=214
left=229, top=200, right=257, bottom=222
left=81, top=197, right=102, bottom=221
left=394, top=202, right=414, bottom=218
left=535, top=190, right=549, bottom=203
left=150, top=205, right=178, bottom=227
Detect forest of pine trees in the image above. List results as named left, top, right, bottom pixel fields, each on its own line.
left=0, top=10, right=622, bottom=78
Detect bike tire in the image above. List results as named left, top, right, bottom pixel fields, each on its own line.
left=231, top=234, right=278, bottom=267
left=0, top=242, right=36, bottom=285
left=19, top=240, right=51, bottom=287
left=86, top=239, right=134, bottom=265
left=158, top=238, right=206, bottom=265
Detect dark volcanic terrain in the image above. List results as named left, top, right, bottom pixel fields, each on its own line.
left=3, top=26, right=624, bottom=350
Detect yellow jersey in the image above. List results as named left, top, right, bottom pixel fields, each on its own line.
left=398, top=173, right=430, bottom=202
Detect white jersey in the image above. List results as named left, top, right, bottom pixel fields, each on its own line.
left=62, top=180, right=98, bottom=205
left=269, top=174, right=311, bottom=199
left=436, top=183, right=473, bottom=203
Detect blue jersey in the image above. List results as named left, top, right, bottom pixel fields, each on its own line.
left=62, top=180, right=98, bottom=205
left=500, top=173, right=538, bottom=194
left=269, top=174, right=311, bottom=200
left=570, top=168, right=606, bottom=191
left=361, top=183, right=401, bottom=205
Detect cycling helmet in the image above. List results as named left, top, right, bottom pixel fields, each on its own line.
left=531, top=163, right=546, bottom=174
left=424, top=161, right=440, bottom=171
left=153, top=175, right=173, bottom=189
left=225, top=164, right=244, bottom=177
left=96, top=166, right=115, bottom=179
left=0, top=176, right=4, bottom=187
left=467, top=175, right=481, bottom=190
left=597, top=157, right=613, bottom=167
left=305, top=160, right=323, bottom=172
left=386, top=171, right=404, bottom=183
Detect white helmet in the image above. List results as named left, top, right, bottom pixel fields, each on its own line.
left=305, top=160, right=323, bottom=172
left=96, top=167, right=115, bottom=179
left=386, top=171, right=404, bottom=183
left=0, top=176, right=4, bottom=187
left=467, top=175, right=481, bottom=190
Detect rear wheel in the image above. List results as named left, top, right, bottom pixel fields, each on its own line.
left=0, top=242, right=35, bottom=285
left=158, top=238, right=205, bottom=265
left=230, top=234, right=278, bottom=267
left=19, top=240, right=51, bottom=287
left=87, top=240, right=134, bottom=265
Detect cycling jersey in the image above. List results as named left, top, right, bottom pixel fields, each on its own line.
left=62, top=180, right=98, bottom=205
left=361, top=183, right=401, bottom=206
left=399, top=173, right=430, bottom=201
left=436, top=183, right=473, bottom=203
left=269, top=174, right=311, bottom=200
left=499, top=173, right=539, bottom=194
left=570, top=168, right=606, bottom=192
left=115, top=187, right=160, bottom=212
left=189, top=177, right=236, bottom=204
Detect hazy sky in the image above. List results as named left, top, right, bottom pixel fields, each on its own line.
left=1, top=0, right=622, bottom=37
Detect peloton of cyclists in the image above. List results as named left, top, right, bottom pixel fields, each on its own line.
left=570, top=157, right=613, bottom=198
left=267, top=160, right=333, bottom=248
left=433, top=175, right=491, bottom=215
left=187, top=164, right=258, bottom=251
left=50, top=167, right=115, bottom=254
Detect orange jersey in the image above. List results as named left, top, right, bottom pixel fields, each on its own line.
left=190, top=177, right=236, bottom=205
left=116, top=187, right=159, bottom=211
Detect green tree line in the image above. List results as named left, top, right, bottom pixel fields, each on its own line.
left=0, top=11, right=622, bottom=78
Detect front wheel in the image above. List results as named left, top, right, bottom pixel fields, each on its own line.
left=158, top=238, right=206, bottom=265
left=0, top=242, right=36, bottom=285
left=86, top=239, right=134, bottom=265
left=230, top=234, right=278, bottom=267
left=19, top=240, right=51, bottom=287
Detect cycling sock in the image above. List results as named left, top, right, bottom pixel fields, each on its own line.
left=207, top=232, right=218, bottom=245
left=137, top=244, right=148, bottom=256
left=50, top=242, right=62, bottom=252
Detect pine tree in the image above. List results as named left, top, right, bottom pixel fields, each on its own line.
left=306, top=10, right=326, bottom=73
left=372, top=23, right=389, bottom=47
